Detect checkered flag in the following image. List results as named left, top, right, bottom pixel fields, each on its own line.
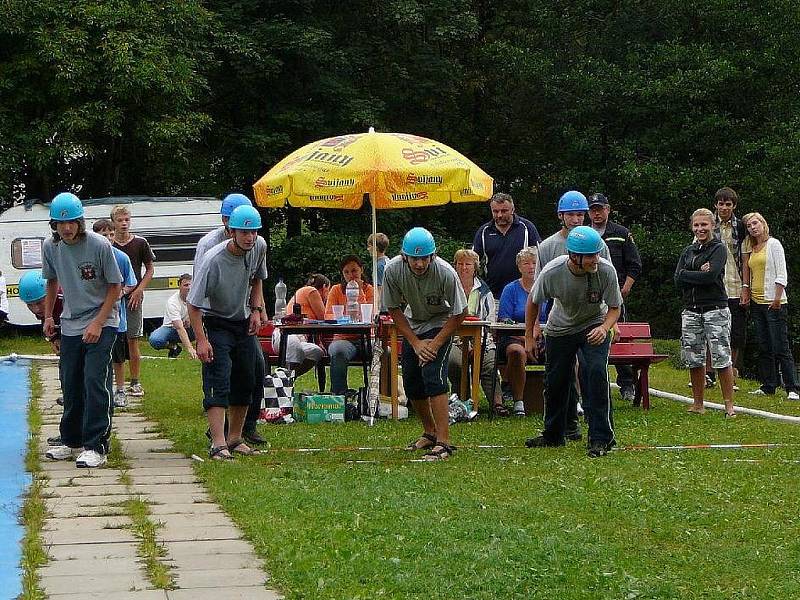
left=263, top=367, right=294, bottom=409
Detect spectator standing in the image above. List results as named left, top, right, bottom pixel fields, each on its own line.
left=149, top=273, right=197, bottom=359
left=43, top=193, right=123, bottom=468
left=674, top=208, right=736, bottom=416
left=383, top=227, right=467, bottom=461
left=188, top=205, right=268, bottom=460
left=713, top=187, right=749, bottom=389
left=112, top=204, right=155, bottom=398
left=588, top=193, right=642, bottom=401
left=525, top=226, right=621, bottom=457
left=93, top=219, right=138, bottom=408
left=741, top=212, right=799, bottom=400
left=367, top=232, right=390, bottom=302
left=18, top=270, right=63, bottom=354
left=473, top=192, right=541, bottom=299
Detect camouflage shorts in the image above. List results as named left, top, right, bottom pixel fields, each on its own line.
left=680, top=308, right=732, bottom=369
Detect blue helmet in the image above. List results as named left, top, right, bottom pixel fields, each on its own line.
left=18, top=270, right=47, bottom=303
left=557, top=191, right=589, bottom=213
left=228, top=205, right=262, bottom=230
left=220, top=193, right=252, bottom=217
left=401, top=227, right=436, bottom=257
left=566, top=226, right=604, bottom=254
left=49, top=192, right=84, bottom=221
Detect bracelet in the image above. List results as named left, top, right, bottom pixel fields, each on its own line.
left=249, top=306, right=264, bottom=312
left=742, top=284, right=750, bottom=288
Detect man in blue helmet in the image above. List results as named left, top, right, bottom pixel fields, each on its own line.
left=19, top=270, right=63, bottom=353
left=382, top=227, right=468, bottom=461
left=188, top=204, right=268, bottom=460
left=525, top=226, right=622, bottom=457
left=42, top=193, right=123, bottom=468
left=534, top=191, right=611, bottom=439
left=194, top=193, right=266, bottom=445
left=194, top=193, right=253, bottom=270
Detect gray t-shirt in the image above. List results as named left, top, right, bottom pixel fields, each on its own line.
left=42, top=231, right=123, bottom=336
left=382, top=256, right=467, bottom=335
left=534, top=230, right=611, bottom=277
left=531, top=255, right=622, bottom=337
left=187, top=237, right=268, bottom=321
left=193, top=225, right=227, bottom=272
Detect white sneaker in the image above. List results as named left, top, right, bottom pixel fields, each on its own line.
left=749, top=389, right=767, bottom=396
left=45, top=445, right=76, bottom=460
left=732, top=384, right=740, bottom=391
left=126, top=383, right=144, bottom=397
left=513, top=401, right=526, bottom=417
left=113, top=389, right=127, bottom=408
left=576, top=401, right=584, bottom=416
left=76, top=450, right=107, bottom=468
left=788, top=391, right=800, bottom=401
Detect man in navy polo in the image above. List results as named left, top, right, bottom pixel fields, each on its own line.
left=473, top=193, right=541, bottom=299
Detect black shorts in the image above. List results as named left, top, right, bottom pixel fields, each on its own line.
left=202, top=316, right=260, bottom=410
left=496, top=335, right=526, bottom=364
left=401, top=328, right=453, bottom=401
left=112, top=332, right=129, bottom=364
left=728, top=298, right=748, bottom=350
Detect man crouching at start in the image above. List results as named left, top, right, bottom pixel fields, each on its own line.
left=382, top=227, right=467, bottom=461
left=525, top=226, right=622, bottom=458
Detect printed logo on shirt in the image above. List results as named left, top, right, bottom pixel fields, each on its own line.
left=78, top=262, right=97, bottom=281
left=425, top=294, right=445, bottom=307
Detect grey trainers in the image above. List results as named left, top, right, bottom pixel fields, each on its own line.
left=513, top=401, right=526, bottom=417
left=46, top=445, right=77, bottom=460
left=76, top=449, right=107, bottom=468
left=127, top=383, right=144, bottom=397
left=113, top=389, right=127, bottom=408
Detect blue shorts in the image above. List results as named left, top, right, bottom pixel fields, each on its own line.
left=401, top=328, right=453, bottom=401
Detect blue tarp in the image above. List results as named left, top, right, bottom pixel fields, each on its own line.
left=0, top=359, right=31, bottom=598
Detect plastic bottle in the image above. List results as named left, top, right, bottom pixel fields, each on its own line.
left=274, top=278, right=287, bottom=321
left=345, top=280, right=360, bottom=322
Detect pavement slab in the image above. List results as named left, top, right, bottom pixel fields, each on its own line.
left=30, top=367, right=282, bottom=599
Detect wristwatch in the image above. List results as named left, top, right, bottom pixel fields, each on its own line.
left=250, top=306, right=264, bottom=312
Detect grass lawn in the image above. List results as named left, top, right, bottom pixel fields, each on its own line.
left=4, top=333, right=800, bottom=599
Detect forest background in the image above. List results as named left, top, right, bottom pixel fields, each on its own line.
left=2, top=0, right=800, bottom=352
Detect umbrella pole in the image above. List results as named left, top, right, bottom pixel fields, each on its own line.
left=371, top=199, right=378, bottom=312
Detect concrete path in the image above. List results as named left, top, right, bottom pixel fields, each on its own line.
left=35, top=364, right=283, bottom=599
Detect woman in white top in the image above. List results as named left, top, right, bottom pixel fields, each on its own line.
left=741, top=212, right=799, bottom=399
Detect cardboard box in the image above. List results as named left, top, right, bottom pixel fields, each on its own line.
left=293, top=392, right=345, bottom=424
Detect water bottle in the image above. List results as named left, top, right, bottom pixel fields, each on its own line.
left=274, top=278, right=287, bottom=321
left=345, top=280, right=360, bottom=322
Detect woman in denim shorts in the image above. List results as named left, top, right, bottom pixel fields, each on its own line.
left=675, top=208, right=736, bottom=417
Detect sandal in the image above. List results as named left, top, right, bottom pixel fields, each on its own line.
left=405, top=432, right=437, bottom=451
left=209, top=445, right=234, bottom=461
left=724, top=412, right=737, bottom=419
left=493, top=404, right=511, bottom=417
left=227, top=439, right=262, bottom=456
left=687, top=407, right=705, bottom=415
left=423, top=442, right=456, bottom=461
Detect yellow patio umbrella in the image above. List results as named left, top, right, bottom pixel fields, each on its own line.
left=253, top=128, right=494, bottom=294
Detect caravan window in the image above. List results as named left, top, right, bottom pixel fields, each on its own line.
left=11, top=238, right=44, bottom=269
left=142, top=230, right=208, bottom=263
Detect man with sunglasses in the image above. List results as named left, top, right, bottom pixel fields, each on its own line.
left=524, top=226, right=622, bottom=458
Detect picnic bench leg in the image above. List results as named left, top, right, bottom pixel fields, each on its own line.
left=470, top=330, right=482, bottom=410
left=460, top=339, right=470, bottom=402
left=639, top=366, right=650, bottom=410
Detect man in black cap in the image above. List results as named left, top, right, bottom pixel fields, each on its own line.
left=588, top=193, right=642, bottom=401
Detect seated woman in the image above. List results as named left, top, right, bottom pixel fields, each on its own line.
left=497, top=247, right=544, bottom=417
left=447, top=249, right=501, bottom=410
left=325, top=255, right=374, bottom=394
left=273, top=274, right=330, bottom=377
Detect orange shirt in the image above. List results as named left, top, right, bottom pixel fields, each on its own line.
left=325, top=281, right=374, bottom=341
left=289, top=286, right=326, bottom=320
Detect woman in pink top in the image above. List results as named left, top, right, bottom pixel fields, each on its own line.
left=273, top=274, right=330, bottom=376
left=325, top=255, right=374, bottom=393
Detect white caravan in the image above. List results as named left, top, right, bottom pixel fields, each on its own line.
left=0, top=196, right=221, bottom=326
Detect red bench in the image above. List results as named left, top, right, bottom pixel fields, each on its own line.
left=609, top=322, right=668, bottom=410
